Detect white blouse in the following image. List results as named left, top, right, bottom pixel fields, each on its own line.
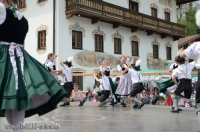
left=0, top=3, right=23, bottom=25
left=0, top=3, right=6, bottom=25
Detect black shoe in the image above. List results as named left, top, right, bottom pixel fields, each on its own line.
left=79, top=101, right=85, bottom=106
left=171, top=109, right=179, bottom=113
left=60, top=102, right=69, bottom=107
left=121, top=102, right=124, bottom=105
left=123, top=103, right=126, bottom=107
left=172, top=106, right=182, bottom=111
left=138, top=103, right=144, bottom=109
left=133, top=104, right=138, bottom=108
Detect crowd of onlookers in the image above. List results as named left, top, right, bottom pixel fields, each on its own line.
left=58, top=79, right=197, bottom=107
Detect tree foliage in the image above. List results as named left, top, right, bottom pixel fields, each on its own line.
left=177, top=2, right=200, bottom=36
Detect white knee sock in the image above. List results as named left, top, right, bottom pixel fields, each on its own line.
left=12, top=110, right=25, bottom=132
left=123, top=97, right=127, bottom=104
left=112, top=95, right=116, bottom=102
left=5, top=110, right=13, bottom=125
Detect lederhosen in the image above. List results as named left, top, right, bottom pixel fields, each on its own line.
left=130, top=72, right=144, bottom=97
left=63, top=72, right=73, bottom=98
left=174, top=65, right=192, bottom=99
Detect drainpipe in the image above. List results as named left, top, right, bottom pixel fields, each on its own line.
left=53, top=0, right=56, bottom=54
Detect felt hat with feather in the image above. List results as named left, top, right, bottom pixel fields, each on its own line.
left=63, top=56, right=73, bottom=67
left=175, top=48, right=186, bottom=62
left=131, top=59, right=142, bottom=71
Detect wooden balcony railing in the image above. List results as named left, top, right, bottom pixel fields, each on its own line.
left=65, top=0, right=185, bottom=39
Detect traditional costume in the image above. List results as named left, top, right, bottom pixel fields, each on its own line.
left=60, top=57, right=74, bottom=106
left=115, top=60, right=133, bottom=107
left=171, top=50, right=195, bottom=113
left=46, top=60, right=59, bottom=81
left=102, top=66, right=117, bottom=105
left=128, top=60, right=145, bottom=109
left=0, top=3, right=67, bottom=132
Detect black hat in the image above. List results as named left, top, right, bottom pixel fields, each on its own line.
left=175, top=48, right=187, bottom=62
left=175, top=56, right=186, bottom=62
left=63, top=56, right=73, bottom=67
left=131, top=59, right=142, bottom=71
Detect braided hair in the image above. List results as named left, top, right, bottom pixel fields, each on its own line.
left=7, top=0, right=19, bottom=9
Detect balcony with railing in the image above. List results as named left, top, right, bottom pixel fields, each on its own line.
left=65, top=0, right=186, bottom=40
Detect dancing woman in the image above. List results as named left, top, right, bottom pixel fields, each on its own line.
left=46, top=53, right=62, bottom=81
left=115, top=55, right=133, bottom=107
left=0, top=1, right=66, bottom=132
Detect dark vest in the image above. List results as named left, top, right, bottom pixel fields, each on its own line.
left=0, top=8, right=28, bottom=44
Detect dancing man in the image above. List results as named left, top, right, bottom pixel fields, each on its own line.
left=171, top=48, right=196, bottom=113
left=57, top=55, right=74, bottom=106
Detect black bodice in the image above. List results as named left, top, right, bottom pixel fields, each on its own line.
left=173, top=64, right=178, bottom=70
left=47, top=65, right=56, bottom=72
left=104, top=70, right=110, bottom=76
left=0, top=8, right=28, bottom=44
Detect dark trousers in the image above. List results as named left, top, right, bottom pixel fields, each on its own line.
left=175, top=79, right=192, bottom=99
left=130, top=83, right=144, bottom=97
left=63, top=82, right=73, bottom=98
left=196, top=69, right=200, bottom=103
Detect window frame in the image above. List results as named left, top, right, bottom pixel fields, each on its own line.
left=151, top=8, right=157, bottom=18
left=131, top=41, right=139, bottom=56
left=166, top=47, right=171, bottom=60
left=165, top=12, right=170, bottom=21
left=18, top=0, right=26, bottom=9
left=72, top=30, right=83, bottom=49
left=38, top=0, right=46, bottom=3
left=153, top=45, right=159, bottom=59
left=95, top=34, right=104, bottom=52
left=38, top=30, right=46, bottom=50
left=129, top=1, right=139, bottom=12
left=114, top=38, right=122, bottom=54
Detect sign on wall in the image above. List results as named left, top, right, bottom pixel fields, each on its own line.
left=147, top=53, right=170, bottom=70
left=74, top=50, right=121, bottom=68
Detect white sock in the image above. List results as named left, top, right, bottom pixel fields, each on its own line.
left=123, top=97, right=127, bottom=104
left=112, top=95, right=116, bottom=102
left=12, top=109, right=25, bottom=132
left=5, top=110, right=13, bottom=125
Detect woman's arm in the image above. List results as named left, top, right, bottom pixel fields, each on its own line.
left=93, top=72, right=100, bottom=82
left=57, top=54, right=64, bottom=67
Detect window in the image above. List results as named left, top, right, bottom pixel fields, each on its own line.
left=153, top=45, right=159, bottom=59
left=95, top=35, right=103, bottom=52
left=131, top=41, right=139, bottom=56
left=38, top=31, right=46, bottom=49
left=19, top=0, right=26, bottom=9
left=151, top=8, right=157, bottom=18
left=129, top=1, right=139, bottom=12
left=165, top=12, right=170, bottom=21
left=73, top=72, right=83, bottom=91
left=114, top=38, right=121, bottom=54
left=166, top=47, right=171, bottom=60
left=72, top=31, right=82, bottom=49
left=38, top=0, right=46, bottom=2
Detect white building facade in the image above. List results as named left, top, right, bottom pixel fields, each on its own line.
left=20, top=0, right=192, bottom=90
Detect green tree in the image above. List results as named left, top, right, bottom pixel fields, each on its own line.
left=177, top=2, right=199, bottom=36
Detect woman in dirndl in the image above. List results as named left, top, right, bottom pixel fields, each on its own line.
left=0, top=1, right=67, bottom=132
left=115, top=55, right=133, bottom=107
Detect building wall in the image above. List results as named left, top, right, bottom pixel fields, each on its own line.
left=22, top=0, right=179, bottom=90
left=103, top=0, right=177, bottom=23
left=56, top=0, right=178, bottom=90
left=22, top=0, right=53, bottom=63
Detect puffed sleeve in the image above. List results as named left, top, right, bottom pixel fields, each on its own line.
left=0, top=3, right=6, bottom=25
left=184, top=42, right=200, bottom=58
left=117, top=65, right=122, bottom=72
left=46, top=61, right=54, bottom=69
